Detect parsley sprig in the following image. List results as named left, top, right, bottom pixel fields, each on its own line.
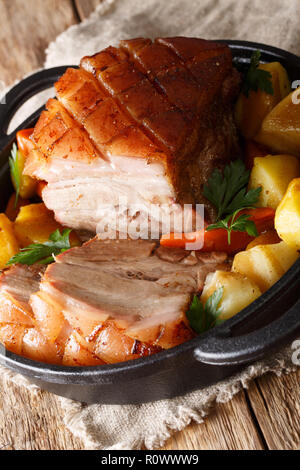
left=187, top=287, right=224, bottom=334
left=203, top=159, right=262, bottom=220
left=206, top=208, right=258, bottom=244
left=7, top=229, right=72, bottom=266
left=9, top=143, right=22, bottom=208
left=243, top=50, right=274, bottom=97
left=204, top=160, right=262, bottom=244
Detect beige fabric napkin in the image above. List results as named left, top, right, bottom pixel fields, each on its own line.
left=1, top=0, right=300, bottom=450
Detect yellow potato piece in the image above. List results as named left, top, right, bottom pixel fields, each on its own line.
left=235, top=62, right=290, bottom=139
left=14, top=203, right=80, bottom=248
left=255, top=88, right=300, bottom=156
left=275, top=178, right=300, bottom=250
left=0, top=214, right=20, bottom=269
left=246, top=230, right=281, bottom=250
left=249, top=154, right=300, bottom=209
left=11, top=148, right=37, bottom=199
left=232, top=241, right=299, bottom=292
left=265, top=62, right=291, bottom=98
left=201, top=271, right=262, bottom=321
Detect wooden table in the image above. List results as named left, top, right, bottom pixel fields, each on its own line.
left=0, top=0, right=299, bottom=451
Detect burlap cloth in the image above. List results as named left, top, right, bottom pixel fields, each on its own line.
left=1, top=0, right=300, bottom=450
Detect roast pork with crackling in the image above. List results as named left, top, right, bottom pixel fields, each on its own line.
left=0, top=240, right=228, bottom=364
left=30, top=238, right=229, bottom=361
left=0, top=263, right=160, bottom=365
left=24, top=37, right=240, bottom=235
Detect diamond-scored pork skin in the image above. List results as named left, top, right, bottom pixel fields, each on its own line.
left=24, top=37, right=241, bottom=233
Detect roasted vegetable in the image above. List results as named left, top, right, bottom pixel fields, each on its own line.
left=236, top=61, right=290, bottom=139
left=14, top=203, right=80, bottom=248
left=246, top=229, right=281, bottom=250
left=255, top=88, right=300, bottom=156
left=249, top=154, right=300, bottom=209
left=201, top=271, right=262, bottom=321
left=232, top=241, right=299, bottom=292
left=16, top=128, right=35, bottom=157
left=0, top=214, right=20, bottom=269
left=9, top=144, right=37, bottom=202
left=244, top=140, right=268, bottom=170
left=275, top=178, right=300, bottom=250
left=160, top=207, right=275, bottom=254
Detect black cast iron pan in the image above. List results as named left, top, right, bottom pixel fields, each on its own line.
left=0, top=41, right=299, bottom=404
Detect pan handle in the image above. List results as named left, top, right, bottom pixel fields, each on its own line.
left=194, top=299, right=300, bottom=365
left=0, top=66, right=71, bottom=149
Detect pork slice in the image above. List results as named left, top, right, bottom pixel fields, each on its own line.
left=35, top=238, right=228, bottom=350
left=0, top=266, right=107, bottom=365
left=0, top=264, right=42, bottom=305
left=0, top=265, right=63, bottom=364
left=34, top=154, right=184, bottom=234
left=55, top=237, right=156, bottom=265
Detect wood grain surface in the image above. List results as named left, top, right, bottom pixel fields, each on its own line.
left=0, top=0, right=299, bottom=451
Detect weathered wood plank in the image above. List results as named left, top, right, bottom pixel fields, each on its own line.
left=0, top=0, right=78, bottom=85
left=0, top=378, right=83, bottom=450
left=247, top=370, right=300, bottom=450
left=162, top=390, right=265, bottom=450
left=75, top=0, right=102, bottom=21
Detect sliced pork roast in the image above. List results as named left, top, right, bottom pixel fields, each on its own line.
left=0, top=265, right=62, bottom=364
left=0, top=263, right=162, bottom=365
left=0, top=239, right=228, bottom=365
left=24, top=37, right=240, bottom=235
left=0, top=265, right=107, bottom=365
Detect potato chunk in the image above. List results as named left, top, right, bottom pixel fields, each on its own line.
left=232, top=241, right=299, bottom=292
left=249, top=154, right=300, bottom=209
left=10, top=147, right=37, bottom=199
left=201, top=271, right=262, bottom=321
left=235, top=62, right=290, bottom=139
left=275, top=178, right=300, bottom=249
left=0, top=214, right=20, bottom=269
left=246, top=230, right=281, bottom=250
left=14, top=203, right=80, bottom=248
left=255, top=88, right=300, bottom=156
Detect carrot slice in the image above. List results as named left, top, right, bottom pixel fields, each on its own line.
left=160, top=208, right=275, bottom=254
left=16, top=128, right=35, bottom=157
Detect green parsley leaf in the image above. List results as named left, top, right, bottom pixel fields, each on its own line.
left=243, top=50, right=274, bottom=97
left=206, top=209, right=259, bottom=244
left=6, top=229, right=72, bottom=266
left=203, top=159, right=261, bottom=221
left=9, top=143, right=22, bottom=208
left=224, top=187, right=262, bottom=215
left=186, top=287, right=224, bottom=334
